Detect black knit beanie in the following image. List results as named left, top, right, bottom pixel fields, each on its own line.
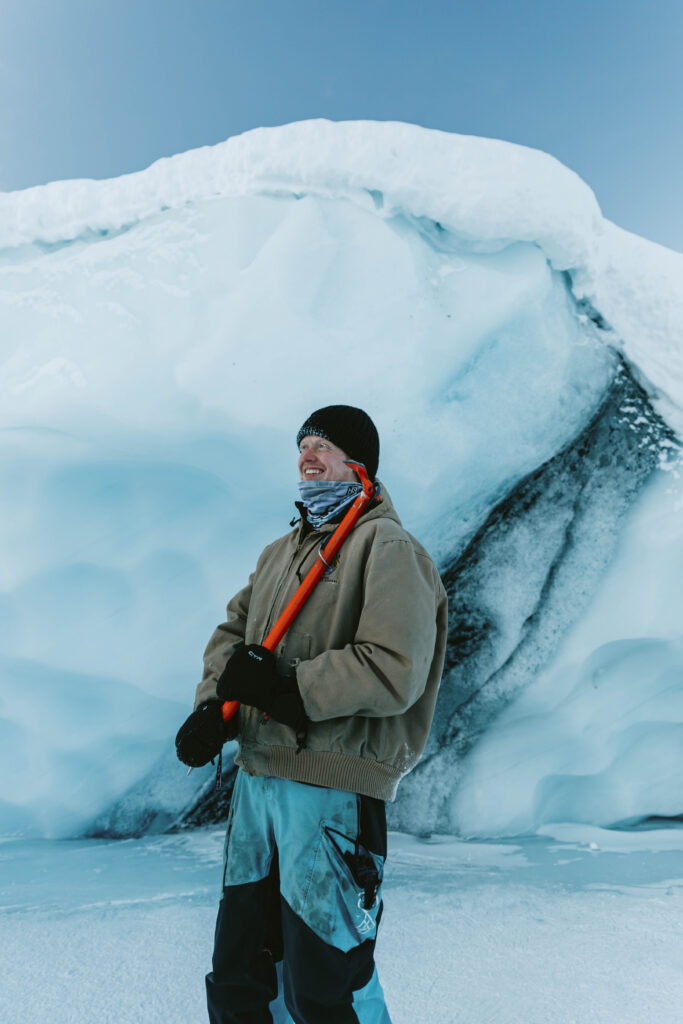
left=296, top=405, right=380, bottom=481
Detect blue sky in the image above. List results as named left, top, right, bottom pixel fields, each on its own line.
left=2, top=0, right=681, bottom=250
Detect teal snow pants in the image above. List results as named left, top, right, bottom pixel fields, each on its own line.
left=206, top=770, right=392, bottom=1024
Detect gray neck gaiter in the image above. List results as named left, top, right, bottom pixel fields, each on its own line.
left=297, top=480, right=362, bottom=529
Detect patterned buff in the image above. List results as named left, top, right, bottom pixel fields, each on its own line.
left=297, top=480, right=363, bottom=529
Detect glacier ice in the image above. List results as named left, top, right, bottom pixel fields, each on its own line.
left=0, top=120, right=681, bottom=838
left=391, top=364, right=679, bottom=834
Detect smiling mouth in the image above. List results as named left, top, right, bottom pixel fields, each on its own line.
left=303, top=467, right=324, bottom=476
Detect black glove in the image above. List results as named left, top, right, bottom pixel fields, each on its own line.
left=175, top=699, right=238, bottom=768
left=217, top=643, right=308, bottom=735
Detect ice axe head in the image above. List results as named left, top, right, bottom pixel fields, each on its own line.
left=343, top=460, right=374, bottom=500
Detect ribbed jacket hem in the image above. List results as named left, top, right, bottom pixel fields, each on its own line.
left=236, top=744, right=404, bottom=802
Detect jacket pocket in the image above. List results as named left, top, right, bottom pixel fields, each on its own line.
left=276, top=628, right=311, bottom=676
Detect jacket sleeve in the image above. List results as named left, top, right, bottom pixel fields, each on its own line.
left=296, top=537, right=440, bottom=720
left=193, top=574, right=254, bottom=708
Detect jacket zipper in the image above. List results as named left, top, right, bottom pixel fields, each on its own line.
left=260, top=530, right=317, bottom=644
left=260, top=508, right=364, bottom=645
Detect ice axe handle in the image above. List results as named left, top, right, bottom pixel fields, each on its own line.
left=220, top=461, right=374, bottom=724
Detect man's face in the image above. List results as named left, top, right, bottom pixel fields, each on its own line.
left=298, top=435, right=358, bottom=482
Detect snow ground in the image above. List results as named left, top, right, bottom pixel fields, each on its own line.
left=1, top=825, right=681, bottom=1024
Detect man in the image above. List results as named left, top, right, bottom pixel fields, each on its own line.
left=176, top=405, right=448, bottom=1024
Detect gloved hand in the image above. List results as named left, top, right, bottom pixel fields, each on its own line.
left=217, top=643, right=308, bottom=734
left=175, top=699, right=238, bottom=768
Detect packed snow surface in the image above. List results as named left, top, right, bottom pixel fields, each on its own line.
left=0, top=119, right=681, bottom=838
left=1, top=825, right=682, bottom=1023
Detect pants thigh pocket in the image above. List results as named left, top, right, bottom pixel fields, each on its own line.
left=222, top=771, right=273, bottom=890
left=298, top=819, right=384, bottom=953
left=221, top=770, right=243, bottom=890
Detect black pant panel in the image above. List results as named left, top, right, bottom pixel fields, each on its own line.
left=358, top=794, right=387, bottom=860
left=206, top=875, right=278, bottom=1024
left=281, top=895, right=375, bottom=1024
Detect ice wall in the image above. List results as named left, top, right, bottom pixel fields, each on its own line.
left=391, top=364, right=680, bottom=834
left=1, top=121, right=680, bottom=838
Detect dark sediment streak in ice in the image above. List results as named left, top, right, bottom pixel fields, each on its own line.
left=390, top=358, right=676, bottom=833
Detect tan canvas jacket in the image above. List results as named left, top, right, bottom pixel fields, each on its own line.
left=194, top=485, right=448, bottom=802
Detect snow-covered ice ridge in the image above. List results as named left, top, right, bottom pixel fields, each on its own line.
left=1, top=119, right=681, bottom=839
left=1, top=119, right=681, bottom=432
